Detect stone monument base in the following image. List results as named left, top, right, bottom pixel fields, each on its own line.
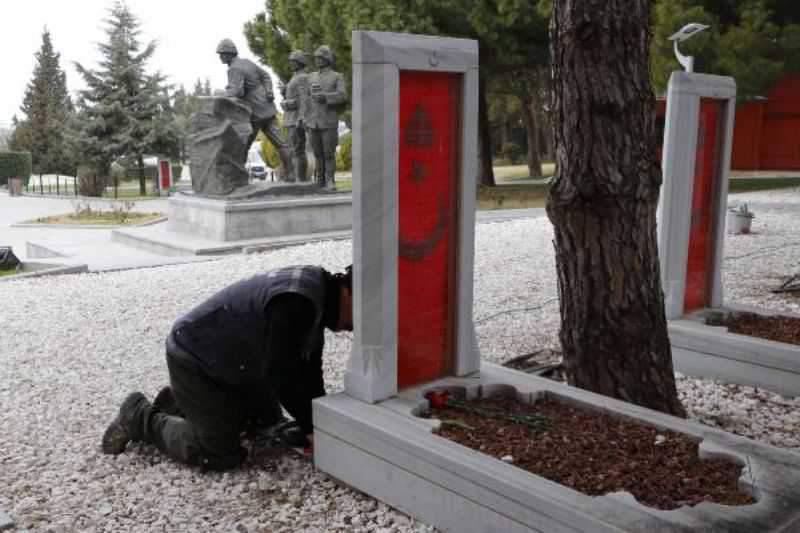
left=167, top=190, right=352, bottom=242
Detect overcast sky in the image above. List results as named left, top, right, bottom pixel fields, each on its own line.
left=0, top=0, right=270, bottom=128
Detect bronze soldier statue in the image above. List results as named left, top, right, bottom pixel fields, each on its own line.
left=216, top=38, right=296, bottom=182
left=307, top=45, right=347, bottom=191
left=281, top=50, right=311, bottom=182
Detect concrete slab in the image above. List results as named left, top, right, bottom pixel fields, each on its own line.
left=669, top=305, right=800, bottom=397
left=112, top=222, right=353, bottom=256
left=0, top=261, right=88, bottom=282
left=314, top=363, right=800, bottom=533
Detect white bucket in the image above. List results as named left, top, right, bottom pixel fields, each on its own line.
left=727, top=212, right=754, bottom=234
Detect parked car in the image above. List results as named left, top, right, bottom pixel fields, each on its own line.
left=246, top=161, right=268, bottom=180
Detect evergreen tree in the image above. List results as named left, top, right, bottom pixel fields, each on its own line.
left=244, top=0, right=551, bottom=186
left=651, top=0, right=800, bottom=98
left=12, top=28, right=74, bottom=174
left=72, top=1, right=179, bottom=195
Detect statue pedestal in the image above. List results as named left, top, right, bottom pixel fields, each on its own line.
left=111, top=190, right=352, bottom=256
left=167, top=191, right=351, bottom=241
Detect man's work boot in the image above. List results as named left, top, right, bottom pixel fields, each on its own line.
left=101, top=392, right=152, bottom=455
left=153, top=386, right=182, bottom=417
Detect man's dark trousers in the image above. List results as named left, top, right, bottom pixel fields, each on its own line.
left=146, top=351, right=283, bottom=471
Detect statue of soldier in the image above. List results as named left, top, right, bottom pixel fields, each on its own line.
left=307, top=45, right=347, bottom=191
left=216, top=38, right=295, bottom=182
left=281, top=50, right=311, bottom=182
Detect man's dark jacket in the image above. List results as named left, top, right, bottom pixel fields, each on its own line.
left=168, top=266, right=327, bottom=385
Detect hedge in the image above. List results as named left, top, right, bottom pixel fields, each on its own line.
left=0, top=151, right=32, bottom=186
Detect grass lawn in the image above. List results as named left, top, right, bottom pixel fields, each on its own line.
left=0, top=268, right=19, bottom=278
left=495, top=162, right=556, bottom=181
left=478, top=183, right=550, bottom=210
left=729, top=177, right=800, bottom=193
left=102, top=188, right=162, bottom=200
left=29, top=211, right=163, bottom=226
left=334, top=172, right=800, bottom=212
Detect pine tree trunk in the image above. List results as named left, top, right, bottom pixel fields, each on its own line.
left=137, top=154, right=146, bottom=196
left=522, top=90, right=543, bottom=178
left=478, top=76, right=496, bottom=187
left=546, top=0, right=685, bottom=416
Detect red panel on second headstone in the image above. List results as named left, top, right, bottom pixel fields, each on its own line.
left=684, top=98, right=724, bottom=312
left=159, top=160, right=171, bottom=190
left=397, top=71, right=461, bottom=389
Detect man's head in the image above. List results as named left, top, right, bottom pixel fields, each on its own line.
left=216, top=38, right=238, bottom=65
left=331, top=265, right=353, bottom=332
left=314, top=45, right=334, bottom=69
left=289, top=50, right=307, bottom=72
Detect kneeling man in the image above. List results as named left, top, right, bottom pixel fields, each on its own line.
left=102, top=265, right=352, bottom=470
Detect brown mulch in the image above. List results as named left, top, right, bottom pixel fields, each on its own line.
left=710, top=313, right=800, bottom=346
left=427, top=395, right=755, bottom=510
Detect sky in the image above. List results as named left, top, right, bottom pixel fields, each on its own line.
left=0, top=0, right=270, bottom=128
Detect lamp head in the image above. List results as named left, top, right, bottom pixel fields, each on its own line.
left=668, top=23, right=710, bottom=43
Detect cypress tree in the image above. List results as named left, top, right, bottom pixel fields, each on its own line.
left=12, top=28, right=74, bottom=174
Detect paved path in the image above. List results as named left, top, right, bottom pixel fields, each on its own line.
left=0, top=192, right=547, bottom=273
left=0, top=193, right=215, bottom=271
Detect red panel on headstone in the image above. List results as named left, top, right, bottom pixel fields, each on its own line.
left=159, top=160, right=171, bottom=190
left=684, top=99, right=724, bottom=312
left=397, top=71, right=461, bottom=389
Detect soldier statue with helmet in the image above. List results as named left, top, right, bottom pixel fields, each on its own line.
left=216, top=38, right=296, bottom=182
left=281, top=50, right=312, bottom=182
left=307, top=45, right=348, bottom=191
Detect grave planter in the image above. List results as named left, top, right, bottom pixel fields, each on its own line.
left=314, top=363, right=800, bottom=533
left=669, top=303, right=800, bottom=397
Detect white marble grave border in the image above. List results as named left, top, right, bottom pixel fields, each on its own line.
left=315, top=363, right=800, bottom=533
left=345, top=31, right=481, bottom=403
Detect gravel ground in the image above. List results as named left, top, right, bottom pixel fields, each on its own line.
left=1, top=188, right=799, bottom=532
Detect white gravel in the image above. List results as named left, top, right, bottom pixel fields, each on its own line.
left=1, top=188, right=799, bottom=532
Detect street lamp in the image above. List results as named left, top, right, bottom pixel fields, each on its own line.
left=668, top=23, right=710, bottom=73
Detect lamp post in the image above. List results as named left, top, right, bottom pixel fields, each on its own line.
left=668, top=23, right=710, bottom=73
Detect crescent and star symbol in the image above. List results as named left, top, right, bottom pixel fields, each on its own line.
left=399, top=104, right=449, bottom=261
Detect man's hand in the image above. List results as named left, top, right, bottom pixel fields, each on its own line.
left=313, top=93, right=326, bottom=104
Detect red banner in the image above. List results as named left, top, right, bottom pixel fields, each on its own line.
left=397, top=71, right=461, bottom=388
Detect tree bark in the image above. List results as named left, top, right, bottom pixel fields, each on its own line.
left=546, top=0, right=685, bottom=416
left=478, top=75, right=496, bottom=187
left=137, top=154, right=146, bottom=196
left=522, top=88, right=543, bottom=178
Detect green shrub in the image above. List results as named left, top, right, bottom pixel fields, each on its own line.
left=0, top=151, right=32, bottom=186
left=171, top=165, right=183, bottom=180
left=260, top=138, right=281, bottom=169
left=500, top=142, right=522, bottom=165
left=336, top=132, right=352, bottom=171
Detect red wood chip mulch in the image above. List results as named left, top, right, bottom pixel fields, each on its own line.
left=427, top=395, right=755, bottom=510
left=711, top=313, right=800, bottom=346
